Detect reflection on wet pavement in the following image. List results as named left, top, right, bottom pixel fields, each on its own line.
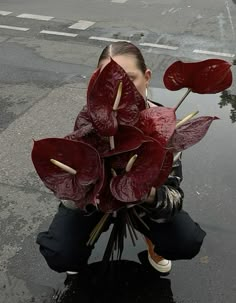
left=1, top=87, right=236, bottom=302
left=219, top=91, right=236, bottom=123
left=52, top=253, right=175, bottom=303
left=0, top=271, right=54, bottom=303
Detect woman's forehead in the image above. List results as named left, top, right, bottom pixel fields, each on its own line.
left=99, top=55, right=140, bottom=73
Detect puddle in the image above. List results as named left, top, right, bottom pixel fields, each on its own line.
left=0, top=272, right=53, bottom=303
left=1, top=88, right=236, bottom=303
left=51, top=257, right=175, bottom=303
left=219, top=90, right=236, bottom=123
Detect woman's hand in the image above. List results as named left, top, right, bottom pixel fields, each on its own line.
left=144, top=187, right=156, bottom=204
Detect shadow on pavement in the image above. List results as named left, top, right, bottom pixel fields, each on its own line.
left=51, top=251, right=175, bottom=303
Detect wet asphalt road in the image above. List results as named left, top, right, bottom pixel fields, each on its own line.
left=0, top=1, right=236, bottom=302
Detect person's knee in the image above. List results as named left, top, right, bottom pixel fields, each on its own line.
left=153, top=227, right=206, bottom=260
left=172, top=213, right=207, bottom=260
left=38, top=244, right=65, bottom=273
left=37, top=231, right=92, bottom=273
left=179, top=229, right=206, bottom=259
left=182, top=238, right=203, bottom=259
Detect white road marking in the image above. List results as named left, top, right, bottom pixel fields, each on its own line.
left=17, top=13, right=54, bottom=21
left=0, top=25, right=29, bottom=31
left=225, top=0, right=235, bottom=39
left=193, top=49, right=235, bottom=58
left=172, top=8, right=182, bottom=13
left=139, top=42, right=178, bottom=50
left=111, top=0, right=128, bottom=3
left=217, top=13, right=225, bottom=41
left=69, top=20, right=95, bottom=30
left=0, top=11, right=12, bottom=16
left=40, top=30, right=78, bottom=37
left=89, top=36, right=130, bottom=42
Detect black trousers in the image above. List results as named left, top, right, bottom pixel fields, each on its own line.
left=36, top=203, right=206, bottom=273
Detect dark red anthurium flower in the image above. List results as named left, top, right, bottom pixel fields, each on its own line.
left=136, top=106, right=176, bottom=146
left=31, top=138, right=104, bottom=209
left=97, top=162, right=128, bottom=213
left=153, top=151, right=173, bottom=188
left=87, top=59, right=146, bottom=136
left=73, top=105, right=94, bottom=137
left=110, top=139, right=166, bottom=202
left=87, top=68, right=100, bottom=99
left=169, top=116, right=219, bottom=152
left=163, top=59, right=232, bottom=94
left=66, top=124, right=151, bottom=158
left=102, top=125, right=152, bottom=157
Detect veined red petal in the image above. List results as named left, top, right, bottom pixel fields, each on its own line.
left=102, top=125, right=151, bottom=157
left=87, top=68, right=100, bottom=99
left=87, top=59, right=146, bottom=136
left=163, top=61, right=192, bottom=91
left=66, top=125, right=150, bottom=158
left=137, top=107, right=176, bottom=146
left=73, top=105, right=94, bottom=137
left=169, top=116, right=219, bottom=152
left=110, top=140, right=166, bottom=202
left=97, top=162, right=126, bottom=213
left=31, top=138, right=103, bottom=205
left=153, top=151, right=173, bottom=188
left=192, top=60, right=232, bottom=93
left=163, top=59, right=233, bottom=94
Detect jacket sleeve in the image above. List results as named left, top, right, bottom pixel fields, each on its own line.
left=143, top=152, right=184, bottom=223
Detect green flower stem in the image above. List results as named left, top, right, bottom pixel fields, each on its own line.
left=126, top=212, right=138, bottom=246
left=87, top=213, right=110, bottom=246
left=174, top=88, right=192, bottom=112
left=126, top=218, right=136, bottom=246
left=132, top=208, right=150, bottom=231
left=176, top=110, right=199, bottom=128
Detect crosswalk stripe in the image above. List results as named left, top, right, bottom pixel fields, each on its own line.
left=111, top=0, right=128, bottom=3
left=89, top=36, right=130, bottom=42
left=17, top=13, right=54, bottom=21
left=0, top=25, right=29, bottom=31
left=40, top=30, right=78, bottom=37
left=139, top=42, right=178, bottom=50
left=0, top=11, right=12, bottom=16
left=69, top=20, right=95, bottom=30
left=193, top=49, right=235, bottom=58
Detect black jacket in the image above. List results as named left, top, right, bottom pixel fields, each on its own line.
left=143, top=152, right=184, bottom=222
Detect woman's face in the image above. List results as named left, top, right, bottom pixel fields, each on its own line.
left=98, top=55, right=151, bottom=99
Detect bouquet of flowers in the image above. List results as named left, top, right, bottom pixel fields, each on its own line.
left=32, top=58, right=232, bottom=260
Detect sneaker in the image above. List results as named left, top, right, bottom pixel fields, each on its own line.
left=145, top=237, right=172, bottom=274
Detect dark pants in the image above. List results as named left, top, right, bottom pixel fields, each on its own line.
left=36, top=204, right=206, bottom=273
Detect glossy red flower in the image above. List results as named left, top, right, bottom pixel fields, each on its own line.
left=97, top=162, right=127, bottom=213
left=87, top=59, right=146, bottom=136
left=31, top=138, right=104, bottom=209
left=163, top=59, right=232, bottom=94
left=73, top=105, right=94, bottom=137
left=66, top=124, right=151, bottom=157
left=136, top=106, right=176, bottom=146
left=153, top=151, right=173, bottom=188
left=169, top=116, right=219, bottom=152
left=110, top=140, right=166, bottom=202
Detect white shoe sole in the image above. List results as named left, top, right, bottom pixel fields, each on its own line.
left=66, top=271, right=78, bottom=275
left=148, top=253, right=172, bottom=273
